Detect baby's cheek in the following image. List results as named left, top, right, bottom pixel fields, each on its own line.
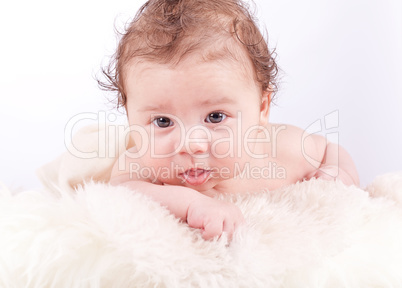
left=152, top=142, right=175, bottom=157
left=148, top=131, right=180, bottom=157
left=210, top=130, right=237, bottom=158
left=211, top=140, right=232, bottom=158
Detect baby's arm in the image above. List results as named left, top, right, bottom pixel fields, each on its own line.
left=110, top=155, right=244, bottom=240
left=274, top=124, right=359, bottom=186
left=302, top=129, right=360, bottom=186
left=309, top=141, right=359, bottom=186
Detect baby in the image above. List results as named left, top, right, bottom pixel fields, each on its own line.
left=103, top=0, right=359, bottom=240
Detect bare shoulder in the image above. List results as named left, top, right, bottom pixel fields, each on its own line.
left=110, top=147, right=137, bottom=184
left=110, top=146, right=157, bottom=185
left=268, top=123, right=326, bottom=151
left=265, top=123, right=327, bottom=177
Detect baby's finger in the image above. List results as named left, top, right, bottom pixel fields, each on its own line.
left=202, top=221, right=223, bottom=240
left=222, top=220, right=235, bottom=241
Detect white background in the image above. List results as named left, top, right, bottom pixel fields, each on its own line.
left=0, top=0, right=401, bottom=190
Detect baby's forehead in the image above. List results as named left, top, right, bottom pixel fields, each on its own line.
left=124, top=37, right=257, bottom=85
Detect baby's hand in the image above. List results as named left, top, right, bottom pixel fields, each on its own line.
left=186, top=197, right=245, bottom=241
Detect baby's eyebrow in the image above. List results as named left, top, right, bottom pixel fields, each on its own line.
left=137, top=104, right=169, bottom=112
left=199, top=97, right=236, bottom=106
left=138, top=97, right=236, bottom=112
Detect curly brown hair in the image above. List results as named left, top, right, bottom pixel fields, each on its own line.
left=99, top=0, right=278, bottom=109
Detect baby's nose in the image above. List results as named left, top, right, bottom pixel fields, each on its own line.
left=181, top=125, right=211, bottom=156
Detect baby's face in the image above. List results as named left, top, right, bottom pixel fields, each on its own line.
left=124, top=57, right=269, bottom=192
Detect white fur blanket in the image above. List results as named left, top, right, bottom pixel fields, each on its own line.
left=1, top=125, right=402, bottom=287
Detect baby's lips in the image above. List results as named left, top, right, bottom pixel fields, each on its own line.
left=180, top=169, right=211, bottom=186
left=185, top=168, right=208, bottom=176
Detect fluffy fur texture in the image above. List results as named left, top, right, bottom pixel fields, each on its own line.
left=1, top=125, right=402, bottom=287
left=1, top=174, right=402, bottom=287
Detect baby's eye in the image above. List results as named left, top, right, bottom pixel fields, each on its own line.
left=153, top=117, right=173, bottom=128
left=205, top=112, right=227, bottom=124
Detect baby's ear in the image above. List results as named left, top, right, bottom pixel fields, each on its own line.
left=259, top=90, right=271, bottom=126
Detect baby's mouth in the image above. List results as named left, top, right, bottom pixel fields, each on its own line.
left=180, top=169, right=211, bottom=186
